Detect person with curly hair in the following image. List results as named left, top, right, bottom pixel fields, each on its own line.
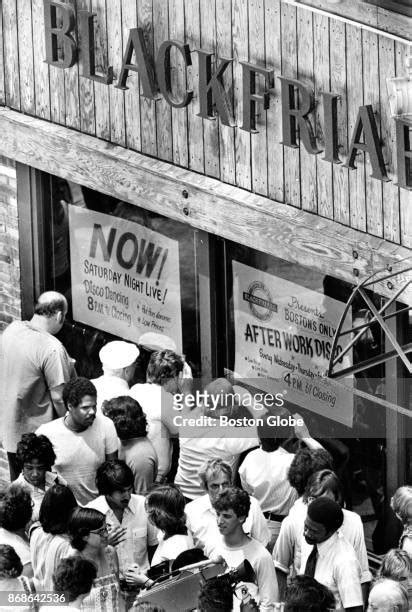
left=51, top=557, right=97, bottom=609
left=36, top=377, right=118, bottom=505
left=391, top=486, right=412, bottom=557
left=210, top=487, right=278, bottom=612
left=0, top=544, right=36, bottom=611
left=67, top=507, right=121, bottom=612
left=30, top=483, right=77, bottom=591
left=0, top=484, right=33, bottom=577
left=14, top=433, right=65, bottom=521
left=86, top=460, right=158, bottom=584
left=103, top=396, right=158, bottom=494
left=145, top=485, right=193, bottom=567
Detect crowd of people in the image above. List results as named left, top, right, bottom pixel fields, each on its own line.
left=0, top=291, right=411, bottom=611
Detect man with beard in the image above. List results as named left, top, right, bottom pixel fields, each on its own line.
left=36, top=378, right=118, bottom=505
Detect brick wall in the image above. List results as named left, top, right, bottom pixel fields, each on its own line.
left=0, top=155, right=21, bottom=330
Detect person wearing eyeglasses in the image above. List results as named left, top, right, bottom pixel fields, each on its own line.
left=67, top=507, right=121, bottom=612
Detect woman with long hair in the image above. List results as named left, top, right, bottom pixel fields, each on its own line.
left=30, top=483, right=77, bottom=591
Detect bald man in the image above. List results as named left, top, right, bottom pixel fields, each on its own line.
left=2, top=291, right=76, bottom=480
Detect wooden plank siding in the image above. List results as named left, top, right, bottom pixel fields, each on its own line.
left=363, top=29, right=383, bottom=238
left=91, top=0, right=110, bottom=141
left=3, top=0, right=20, bottom=109
left=32, top=0, right=51, bottom=120
left=123, top=0, right=141, bottom=152
left=0, top=1, right=4, bottom=105
left=2, top=0, right=411, bottom=248
left=379, top=35, right=400, bottom=244
left=107, top=0, right=125, bottom=146
left=153, top=0, right=171, bottom=162
left=64, top=0, right=81, bottom=129
left=297, top=5, right=317, bottom=213
left=17, top=0, right=35, bottom=115
left=77, top=0, right=95, bottom=135
left=330, top=19, right=349, bottom=225
left=396, top=42, right=412, bottom=248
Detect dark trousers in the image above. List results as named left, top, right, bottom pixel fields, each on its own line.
left=7, top=452, right=21, bottom=481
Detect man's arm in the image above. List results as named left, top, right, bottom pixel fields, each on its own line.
left=50, top=384, right=66, bottom=417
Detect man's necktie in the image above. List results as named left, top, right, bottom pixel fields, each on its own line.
left=304, top=544, right=318, bottom=577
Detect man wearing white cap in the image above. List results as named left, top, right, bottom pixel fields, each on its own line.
left=91, top=341, right=139, bottom=412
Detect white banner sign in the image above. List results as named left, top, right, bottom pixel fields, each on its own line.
left=233, top=261, right=353, bottom=427
left=68, top=207, right=182, bottom=351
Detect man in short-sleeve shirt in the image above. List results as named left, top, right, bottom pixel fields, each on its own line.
left=37, top=378, right=118, bottom=505
left=2, top=291, right=75, bottom=480
left=86, top=460, right=158, bottom=574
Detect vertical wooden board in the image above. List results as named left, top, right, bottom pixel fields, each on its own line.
left=122, top=0, right=141, bottom=151
left=281, top=1, right=300, bottom=207
left=265, top=0, right=283, bottom=202
left=17, top=0, right=35, bottom=114
left=137, top=0, right=157, bottom=156
left=297, top=5, right=316, bottom=212
left=32, top=0, right=51, bottom=120
left=169, top=0, right=188, bottom=168
left=0, top=3, right=4, bottom=104
left=200, top=0, right=219, bottom=178
left=313, top=13, right=332, bottom=219
left=91, top=0, right=110, bottom=141
left=346, top=25, right=366, bottom=232
left=216, top=0, right=235, bottom=185
left=78, top=0, right=96, bottom=135
left=153, top=0, right=171, bottom=161
left=232, top=0, right=251, bottom=190
left=64, top=0, right=80, bottom=129
left=396, top=42, right=412, bottom=248
left=249, top=0, right=268, bottom=196
left=330, top=19, right=349, bottom=225
left=379, top=36, right=399, bottom=243
left=107, top=0, right=125, bottom=146
left=48, top=3, right=65, bottom=125
left=363, top=30, right=383, bottom=238
left=185, top=0, right=204, bottom=173
left=3, top=0, right=20, bottom=109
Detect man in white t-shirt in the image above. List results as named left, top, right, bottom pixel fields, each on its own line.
left=91, top=340, right=139, bottom=412
left=37, top=378, right=118, bottom=505
left=208, top=487, right=279, bottom=612
left=186, top=458, right=270, bottom=550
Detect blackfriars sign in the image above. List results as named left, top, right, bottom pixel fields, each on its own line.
left=44, top=0, right=411, bottom=190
